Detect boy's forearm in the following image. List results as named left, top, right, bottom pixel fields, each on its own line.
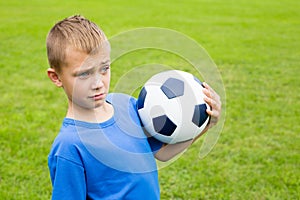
left=154, top=127, right=209, bottom=162
left=154, top=139, right=193, bottom=162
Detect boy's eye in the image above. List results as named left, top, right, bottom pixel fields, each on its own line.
left=77, top=71, right=91, bottom=78
left=100, top=66, right=110, bottom=74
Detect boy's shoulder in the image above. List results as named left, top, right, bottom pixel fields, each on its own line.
left=106, top=93, right=136, bottom=104
left=106, top=93, right=137, bottom=110
left=49, top=118, right=85, bottom=157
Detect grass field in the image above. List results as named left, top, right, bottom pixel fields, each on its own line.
left=0, top=0, right=299, bottom=199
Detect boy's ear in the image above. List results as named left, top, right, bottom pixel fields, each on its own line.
left=47, top=68, right=62, bottom=87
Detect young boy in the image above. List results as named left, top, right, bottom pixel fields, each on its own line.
left=46, top=15, right=221, bottom=200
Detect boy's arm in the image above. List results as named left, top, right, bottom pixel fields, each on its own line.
left=155, top=82, right=221, bottom=162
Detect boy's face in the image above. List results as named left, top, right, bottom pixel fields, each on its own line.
left=58, top=43, right=111, bottom=111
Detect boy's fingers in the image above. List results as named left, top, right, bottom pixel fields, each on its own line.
left=202, top=82, right=221, bottom=128
left=204, top=96, right=220, bottom=111
left=206, top=108, right=219, bottom=127
left=203, top=82, right=219, bottom=100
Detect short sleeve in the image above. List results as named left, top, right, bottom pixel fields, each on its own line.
left=48, top=156, right=86, bottom=200
left=129, top=94, right=164, bottom=152
left=147, top=136, right=164, bottom=153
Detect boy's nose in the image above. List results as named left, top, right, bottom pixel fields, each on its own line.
left=92, top=74, right=104, bottom=90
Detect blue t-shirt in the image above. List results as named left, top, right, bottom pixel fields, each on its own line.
left=48, top=93, right=163, bottom=200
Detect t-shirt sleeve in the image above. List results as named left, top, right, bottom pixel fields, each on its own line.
left=48, top=156, right=86, bottom=200
left=129, top=95, right=164, bottom=152
left=147, top=136, right=164, bottom=153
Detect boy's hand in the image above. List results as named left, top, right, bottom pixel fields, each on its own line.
left=191, top=82, right=221, bottom=143
left=202, top=82, right=221, bottom=129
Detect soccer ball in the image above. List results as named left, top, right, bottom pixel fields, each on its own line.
left=137, top=70, right=210, bottom=144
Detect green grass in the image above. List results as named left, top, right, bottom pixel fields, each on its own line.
left=0, top=0, right=299, bottom=199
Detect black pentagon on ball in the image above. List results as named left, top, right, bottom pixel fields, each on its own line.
left=192, top=104, right=209, bottom=127
left=152, top=115, right=177, bottom=136
left=137, top=87, right=147, bottom=110
left=160, top=78, right=184, bottom=99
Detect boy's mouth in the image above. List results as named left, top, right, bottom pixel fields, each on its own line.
left=89, top=93, right=105, bottom=100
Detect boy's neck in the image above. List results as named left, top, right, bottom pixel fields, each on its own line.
left=66, top=102, right=114, bottom=123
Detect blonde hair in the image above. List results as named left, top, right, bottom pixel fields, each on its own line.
left=46, top=15, right=107, bottom=72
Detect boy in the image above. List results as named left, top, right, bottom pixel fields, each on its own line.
left=46, top=15, right=221, bottom=199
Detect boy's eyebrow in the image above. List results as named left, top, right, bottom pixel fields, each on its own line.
left=72, top=67, right=93, bottom=76
left=84, top=59, right=110, bottom=68
left=100, top=59, right=110, bottom=65
left=73, top=59, right=111, bottom=75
